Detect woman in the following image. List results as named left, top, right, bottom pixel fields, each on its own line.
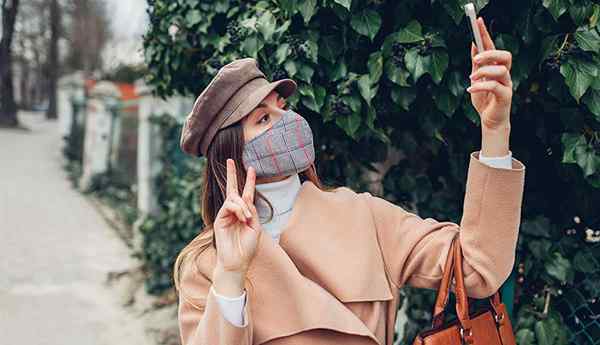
left=175, top=17, right=525, bottom=345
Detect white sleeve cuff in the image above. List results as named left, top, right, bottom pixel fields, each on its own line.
left=210, top=285, right=248, bottom=327
left=478, top=150, right=513, bottom=170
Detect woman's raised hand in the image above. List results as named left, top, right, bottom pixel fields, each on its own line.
left=467, top=17, right=513, bottom=131
left=213, top=159, right=261, bottom=274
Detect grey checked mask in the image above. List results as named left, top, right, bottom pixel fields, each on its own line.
left=242, top=108, right=315, bottom=178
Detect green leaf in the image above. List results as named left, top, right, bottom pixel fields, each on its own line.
left=582, top=89, right=600, bottom=121
left=545, top=251, right=572, bottom=283
left=542, top=0, right=569, bottom=21
left=574, top=27, right=600, bottom=53
left=391, top=86, right=417, bottom=111
left=396, top=20, right=424, bottom=43
left=257, top=11, right=277, bottom=41
left=350, top=9, right=382, bottom=41
left=515, top=329, right=535, bottom=345
left=319, top=34, right=343, bottom=63
left=433, top=87, right=458, bottom=117
left=384, top=59, right=410, bottom=86
left=296, top=63, right=315, bottom=83
left=442, top=0, right=490, bottom=25
left=573, top=251, right=596, bottom=273
left=535, top=319, right=553, bottom=345
left=298, top=0, right=317, bottom=24
left=560, top=59, right=598, bottom=103
left=404, top=48, right=431, bottom=83
left=241, top=34, right=262, bottom=58
left=299, top=84, right=326, bottom=112
left=275, top=44, right=290, bottom=65
left=329, top=59, right=348, bottom=81
left=429, top=50, right=449, bottom=85
left=185, top=10, right=203, bottom=26
left=357, top=74, right=378, bottom=106
left=495, top=33, right=520, bottom=56
left=521, top=216, right=553, bottom=238
left=527, top=239, right=552, bottom=260
left=284, top=60, right=297, bottom=77
left=333, top=0, right=351, bottom=10
left=336, top=112, right=362, bottom=139
left=368, top=51, right=383, bottom=84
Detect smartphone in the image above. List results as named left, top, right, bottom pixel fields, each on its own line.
left=464, top=3, right=485, bottom=54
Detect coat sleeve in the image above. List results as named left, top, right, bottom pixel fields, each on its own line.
left=361, top=150, right=526, bottom=298
left=177, top=260, right=253, bottom=345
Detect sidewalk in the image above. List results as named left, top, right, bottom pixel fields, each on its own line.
left=0, top=111, right=151, bottom=345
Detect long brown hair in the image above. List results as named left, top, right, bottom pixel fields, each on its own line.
left=173, top=111, right=334, bottom=296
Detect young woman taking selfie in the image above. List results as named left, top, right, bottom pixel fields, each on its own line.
left=174, top=17, right=525, bottom=345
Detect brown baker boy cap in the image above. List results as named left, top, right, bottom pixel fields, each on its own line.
left=180, top=57, right=297, bottom=157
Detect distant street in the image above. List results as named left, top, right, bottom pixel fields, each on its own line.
left=0, top=111, right=149, bottom=345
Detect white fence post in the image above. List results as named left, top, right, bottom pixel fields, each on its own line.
left=79, top=81, right=121, bottom=191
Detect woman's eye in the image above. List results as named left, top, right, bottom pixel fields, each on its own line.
left=258, top=113, right=269, bottom=124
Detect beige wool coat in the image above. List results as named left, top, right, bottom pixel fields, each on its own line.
left=177, top=150, right=526, bottom=345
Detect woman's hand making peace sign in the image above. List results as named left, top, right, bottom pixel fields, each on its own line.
left=467, top=17, right=513, bottom=131
left=213, top=159, right=261, bottom=275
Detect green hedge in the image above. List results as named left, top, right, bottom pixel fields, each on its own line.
left=142, top=1, right=600, bottom=343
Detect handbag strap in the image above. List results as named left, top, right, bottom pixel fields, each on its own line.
left=431, top=232, right=505, bottom=330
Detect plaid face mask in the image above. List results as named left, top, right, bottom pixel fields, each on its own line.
left=242, top=108, right=315, bottom=178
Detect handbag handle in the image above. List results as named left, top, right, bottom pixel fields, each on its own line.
left=431, top=233, right=506, bottom=336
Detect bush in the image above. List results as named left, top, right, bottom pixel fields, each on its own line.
left=143, top=1, right=600, bottom=343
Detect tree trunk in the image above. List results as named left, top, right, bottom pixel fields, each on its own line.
left=0, top=0, right=21, bottom=127
left=46, top=0, right=60, bottom=119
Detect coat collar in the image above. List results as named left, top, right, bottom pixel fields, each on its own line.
left=245, top=180, right=394, bottom=345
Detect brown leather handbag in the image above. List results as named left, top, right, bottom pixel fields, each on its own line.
left=412, top=233, right=516, bottom=345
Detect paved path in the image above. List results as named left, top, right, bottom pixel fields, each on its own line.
left=0, top=111, right=150, bottom=345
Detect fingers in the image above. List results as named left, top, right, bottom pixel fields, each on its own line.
left=230, top=194, right=252, bottom=219
left=478, top=17, right=495, bottom=51
left=470, top=65, right=512, bottom=87
left=242, top=166, right=256, bottom=205
left=226, top=158, right=239, bottom=198
left=222, top=199, right=248, bottom=223
left=466, top=79, right=512, bottom=102
left=473, top=49, right=512, bottom=71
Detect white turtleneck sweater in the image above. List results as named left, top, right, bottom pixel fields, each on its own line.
left=210, top=151, right=514, bottom=328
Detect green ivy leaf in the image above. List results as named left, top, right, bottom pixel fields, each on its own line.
left=357, top=74, right=378, bottom=106
left=404, top=48, right=431, bottom=83
left=573, top=251, right=596, bottom=273
left=515, top=329, right=535, bottom=345
left=336, top=111, right=362, bottom=139
left=185, top=10, right=203, bottom=26
left=368, top=51, right=383, bottom=84
left=562, top=133, right=598, bottom=176
left=396, top=20, right=424, bottom=43
left=298, top=0, right=318, bottom=25
left=241, top=34, right=262, bottom=58
left=275, top=43, right=290, bottom=65
left=545, top=251, right=572, bottom=283
left=574, top=27, right=600, bottom=53
left=329, top=58, right=348, bottom=81
left=333, top=0, right=351, bottom=11
left=542, top=0, right=569, bottom=21
left=350, top=9, right=382, bottom=41
left=582, top=89, right=600, bottom=121
left=296, top=62, right=315, bottom=83
left=560, top=59, right=598, bottom=103
left=284, top=60, right=298, bottom=77
left=384, top=59, right=410, bottom=86
left=299, top=84, right=326, bottom=112
left=430, top=50, right=449, bottom=85
left=442, top=0, right=490, bottom=25
left=319, top=34, right=343, bottom=63
left=432, top=86, right=458, bottom=117
left=257, top=10, right=277, bottom=41
left=521, top=216, right=553, bottom=238
left=391, top=86, right=417, bottom=111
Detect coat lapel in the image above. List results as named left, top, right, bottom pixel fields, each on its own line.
left=246, top=181, right=394, bottom=345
